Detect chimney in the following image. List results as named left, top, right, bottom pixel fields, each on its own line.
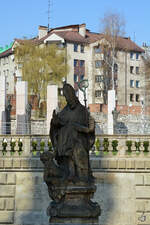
left=38, top=26, right=48, bottom=39
left=79, top=24, right=86, bottom=37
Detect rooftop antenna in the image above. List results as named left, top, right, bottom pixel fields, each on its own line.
left=48, top=0, right=53, bottom=31
left=133, top=32, right=136, bottom=42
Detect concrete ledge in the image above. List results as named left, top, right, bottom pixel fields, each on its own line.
left=0, top=158, right=150, bottom=172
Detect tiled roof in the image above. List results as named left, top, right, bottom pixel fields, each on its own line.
left=48, top=31, right=88, bottom=44
left=116, top=36, right=144, bottom=52
left=85, top=32, right=144, bottom=52
left=14, top=38, right=38, bottom=45
left=0, top=24, right=145, bottom=57
left=85, top=32, right=104, bottom=43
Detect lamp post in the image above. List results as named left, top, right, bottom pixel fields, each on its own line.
left=78, top=79, right=89, bottom=108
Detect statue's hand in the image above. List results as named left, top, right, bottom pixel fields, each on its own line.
left=73, top=123, right=89, bottom=133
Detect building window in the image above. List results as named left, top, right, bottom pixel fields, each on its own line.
left=130, top=52, right=134, bottom=59
left=136, top=53, right=140, bottom=60
left=130, top=66, right=134, bottom=74
left=136, top=80, right=140, bottom=88
left=95, top=75, right=103, bottom=83
left=81, top=45, right=84, bottom=53
left=95, top=60, right=102, bottom=68
left=130, top=80, right=134, bottom=88
left=136, top=67, right=139, bottom=74
left=114, top=63, right=118, bottom=73
left=74, top=59, right=78, bottom=67
left=74, top=43, right=78, bottom=52
left=95, top=90, right=103, bottom=97
left=94, top=47, right=101, bottom=53
left=130, top=94, right=134, bottom=102
left=80, top=60, right=85, bottom=67
left=136, top=94, right=140, bottom=102
left=80, top=75, right=84, bottom=81
left=74, top=74, right=78, bottom=82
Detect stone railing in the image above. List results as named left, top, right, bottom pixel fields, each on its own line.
left=0, top=134, right=150, bottom=225
left=0, top=135, right=49, bottom=157
left=93, top=134, right=150, bottom=157
left=0, top=134, right=150, bottom=157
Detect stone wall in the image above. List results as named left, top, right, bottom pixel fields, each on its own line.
left=91, top=111, right=150, bottom=135
left=0, top=135, right=150, bottom=225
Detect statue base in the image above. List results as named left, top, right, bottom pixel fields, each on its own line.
left=48, top=185, right=100, bottom=224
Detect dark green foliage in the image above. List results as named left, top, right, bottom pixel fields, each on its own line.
left=103, top=138, right=109, bottom=153
left=112, top=140, right=118, bottom=155
left=143, top=141, right=149, bottom=153
left=126, top=140, right=132, bottom=154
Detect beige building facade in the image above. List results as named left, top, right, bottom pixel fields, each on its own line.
left=0, top=23, right=146, bottom=112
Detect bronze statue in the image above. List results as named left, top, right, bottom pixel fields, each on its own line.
left=40, top=83, right=100, bottom=223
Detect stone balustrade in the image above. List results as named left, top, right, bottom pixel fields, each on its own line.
left=0, top=134, right=150, bottom=225
left=0, top=134, right=150, bottom=157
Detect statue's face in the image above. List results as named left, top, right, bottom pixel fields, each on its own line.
left=64, top=91, right=77, bottom=109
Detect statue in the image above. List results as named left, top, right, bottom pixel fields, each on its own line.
left=6, top=96, right=12, bottom=134
left=25, top=103, right=32, bottom=134
left=26, top=103, right=32, bottom=122
left=40, top=83, right=100, bottom=224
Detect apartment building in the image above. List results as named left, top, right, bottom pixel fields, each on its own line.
left=0, top=23, right=146, bottom=113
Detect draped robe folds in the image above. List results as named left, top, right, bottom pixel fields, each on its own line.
left=50, top=101, right=95, bottom=181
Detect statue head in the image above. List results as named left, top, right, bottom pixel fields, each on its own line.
left=63, top=83, right=79, bottom=109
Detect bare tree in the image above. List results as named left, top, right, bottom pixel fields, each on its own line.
left=142, top=47, right=150, bottom=110
left=100, top=11, right=125, bottom=102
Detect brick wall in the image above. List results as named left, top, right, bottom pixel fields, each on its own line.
left=89, top=103, right=144, bottom=115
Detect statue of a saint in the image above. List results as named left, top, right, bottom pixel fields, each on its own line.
left=50, top=83, right=95, bottom=183
left=40, top=83, right=100, bottom=222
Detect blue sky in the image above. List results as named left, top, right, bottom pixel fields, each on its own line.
left=0, top=0, right=150, bottom=47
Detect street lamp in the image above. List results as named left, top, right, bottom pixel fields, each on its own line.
left=78, top=79, right=89, bottom=108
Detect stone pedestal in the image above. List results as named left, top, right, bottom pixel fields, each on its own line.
left=0, top=76, right=6, bottom=134
left=16, top=81, right=28, bottom=134
left=108, top=90, right=116, bottom=135
left=48, top=185, right=100, bottom=225
left=47, top=85, right=58, bottom=134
